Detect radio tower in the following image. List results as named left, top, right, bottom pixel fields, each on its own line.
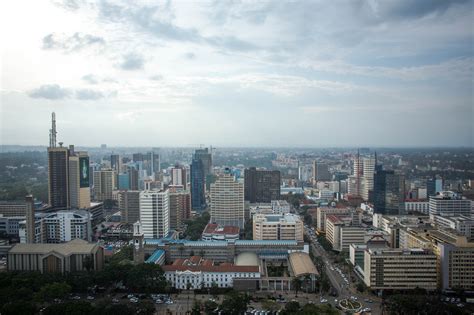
left=356, top=148, right=361, bottom=197
left=49, top=112, right=57, bottom=148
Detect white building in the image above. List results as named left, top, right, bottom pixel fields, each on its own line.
left=404, top=201, right=429, bottom=214
left=139, top=190, right=170, bottom=239
left=432, top=215, right=474, bottom=240
left=429, top=191, right=471, bottom=218
left=271, top=200, right=291, bottom=214
left=362, top=157, right=376, bottom=201
left=210, top=171, right=245, bottom=228
left=163, top=254, right=260, bottom=289
left=316, top=207, right=352, bottom=232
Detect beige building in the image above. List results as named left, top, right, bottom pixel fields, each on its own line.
left=8, top=239, right=104, bottom=273
left=316, top=206, right=352, bottom=233
left=253, top=213, right=303, bottom=241
left=210, top=171, right=245, bottom=228
left=68, top=151, right=91, bottom=209
left=364, top=248, right=438, bottom=290
left=93, top=169, right=117, bottom=201
left=325, top=215, right=364, bottom=251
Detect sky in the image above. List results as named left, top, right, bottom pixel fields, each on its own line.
left=0, top=0, right=473, bottom=148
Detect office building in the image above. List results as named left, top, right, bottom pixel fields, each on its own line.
left=111, top=154, right=121, bottom=172
left=118, top=191, right=140, bottom=224
left=373, top=169, right=405, bottom=215
left=253, top=213, right=303, bottom=241
left=169, top=190, right=191, bottom=230
left=8, top=239, right=104, bottom=273
left=48, top=145, right=70, bottom=209
left=139, top=190, right=170, bottom=239
left=171, top=165, right=187, bottom=189
left=432, top=215, right=474, bottom=240
left=428, top=191, right=471, bottom=218
left=194, top=148, right=212, bottom=177
left=404, top=200, right=429, bottom=214
left=244, top=167, right=280, bottom=203
left=316, top=207, right=352, bottom=233
left=363, top=248, right=438, bottom=290
left=210, top=171, right=245, bottom=228
left=312, top=161, right=331, bottom=182
left=427, top=178, right=443, bottom=197
left=202, top=223, right=240, bottom=241
left=271, top=200, right=291, bottom=214
left=362, top=156, right=376, bottom=201
left=325, top=215, right=367, bottom=252
left=93, top=169, right=117, bottom=201
left=190, top=157, right=206, bottom=211
left=0, top=201, right=28, bottom=217
left=118, top=173, right=130, bottom=190
left=68, top=151, right=91, bottom=209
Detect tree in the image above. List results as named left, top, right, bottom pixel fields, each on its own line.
left=261, top=300, right=280, bottom=312
left=35, top=282, right=72, bottom=302
left=282, top=301, right=300, bottom=314
left=1, top=301, right=36, bottom=315
left=291, top=277, right=302, bottom=297
left=43, top=301, right=93, bottom=315
left=219, top=292, right=249, bottom=315
left=204, top=300, right=218, bottom=315
left=191, top=300, right=202, bottom=315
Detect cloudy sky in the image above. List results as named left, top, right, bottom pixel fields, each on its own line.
left=0, top=0, right=472, bottom=147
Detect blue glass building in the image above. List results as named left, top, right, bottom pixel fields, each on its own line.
left=190, top=157, right=206, bottom=211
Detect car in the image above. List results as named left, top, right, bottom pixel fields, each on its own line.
left=71, top=296, right=81, bottom=300
left=112, top=298, right=119, bottom=303
left=130, top=298, right=138, bottom=303
left=450, top=297, right=456, bottom=303
left=87, top=296, right=95, bottom=300
left=165, top=300, right=173, bottom=305
left=368, top=299, right=373, bottom=303
left=457, top=303, right=464, bottom=308
left=127, top=294, right=135, bottom=299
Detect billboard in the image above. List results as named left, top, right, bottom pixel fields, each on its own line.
left=79, top=157, right=90, bottom=187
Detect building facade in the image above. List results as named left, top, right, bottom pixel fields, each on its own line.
left=253, top=213, right=303, bottom=241
left=139, top=190, right=170, bottom=239
left=210, top=171, right=245, bottom=228
left=244, top=167, right=281, bottom=203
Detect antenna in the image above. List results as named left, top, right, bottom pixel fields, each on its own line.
left=49, top=112, right=57, bottom=148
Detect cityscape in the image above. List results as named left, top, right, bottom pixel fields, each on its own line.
left=1, top=1, right=473, bottom=315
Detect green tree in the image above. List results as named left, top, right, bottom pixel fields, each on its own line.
left=291, top=277, right=302, bottom=297
left=1, top=301, right=36, bottom=315
left=35, top=282, right=72, bottom=302
left=191, top=300, right=202, bottom=315
left=219, top=292, right=249, bottom=315
left=261, top=299, right=280, bottom=312
left=204, top=300, right=218, bottom=315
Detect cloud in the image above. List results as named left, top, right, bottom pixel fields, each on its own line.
left=373, top=0, right=470, bottom=20
left=118, top=53, right=145, bottom=70
left=28, top=84, right=71, bottom=100
left=42, top=32, right=105, bottom=53
left=149, top=75, right=163, bottom=81
left=75, top=89, right=104, bottom=100
left=82, top=74, right=99, bottom=84
left=184, top=52, right=195, bottom=59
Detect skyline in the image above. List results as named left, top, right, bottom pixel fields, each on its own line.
left=1, top=0, right=473, bottom=147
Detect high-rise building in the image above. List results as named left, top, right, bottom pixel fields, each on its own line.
left=244, top=167, right=281, bottom=203
left=118, top=191, right=140, bottom=224
left=68, top=151, right=91, bottom=209
left=25, top=195, right=35, bottom=244
left=48, top=145, right=70, bottom=210
left=169, top=190, right=191, bottom=230
left=190, top=158, right=206, bottom=211
left=171, top=165, right=187, bottom=189
left=139, top=190, right=170, bottom=239
left=373, top=169, right=405, bottom=215
left=194, top=148, right=212, bottom=177
left=362, top=156, right=376, bottom=201
left=128, top=166, right=139, bottom=190
left=118, top=173, right=130, bottom=190
left=111, top=154, right=121, bottom=172
left=427, top=177, right=443, bottom=197
left=429, top=191, right=471, bottom=218
left=210, top=170, right=244, bottom=228
left=313, top=162, right=331, bottom=182
left=93, top=170, right=117, bottom=201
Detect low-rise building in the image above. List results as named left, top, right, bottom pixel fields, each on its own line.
left=8, top=239, right=104, bottom=273
left=202, top=223, right=240, bottom=241
left=316, top=206, right=352, bottom=233
left=432, top=215, right=474, bottom=241
left=363, top=248, right=438, bottom=290
left=271, top=200, right=291, bottom=214
left=404, top=200, right=429, bottom=214
left=253, top=213, right=303, bottom=241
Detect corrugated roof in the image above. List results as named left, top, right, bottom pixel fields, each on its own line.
left=289, top=252, right=318, bottom=277
left=9, top=239, right=99, bottom=256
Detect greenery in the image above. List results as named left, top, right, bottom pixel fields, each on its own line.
left=383, top=294, right=467, bottom=315
left=267, top=263, right=286, bottom=277
left=317, top=235, right=333, bottom=252
left=219, top=292, right=250, bottom=315
left=184, top=211, right=211, bottom=240
left=291, top=277, right=302, bottom=297
left=281, top=302, right=339, bottom=315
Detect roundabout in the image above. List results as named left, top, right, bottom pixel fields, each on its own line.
left=339, top=299, right=362, bottom=313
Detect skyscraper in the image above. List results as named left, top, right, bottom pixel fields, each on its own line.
left=427, top=177, right=443, bottom=197
left=244, top=167, right=281, bottom=203
left=48, top=144, right=70, bottom=210
left=169, top=190, right=191, bottom=230
left=111, top=154, right=121, bottom=172
left=373, top=169, right=405, bottom=215
left=190, top=157, right=206, bottom=211
left=210, top=170, right=244, bottom=228
left=362, top=156, right=376, bottom=201
left=194, top=148, right=212, bottom=177
left=128, top=166, right=139, bottom=190
left=118, top=190, right=140, bottom=224
left=171, top=165, right=187, bottom=189
left=139, top=190, right=169, bottom=238
left=68, top=151, right=91, bottom=209
left=93, top=170, right=116, bottom=201
left=25, top=195, right=35, bottom=244
left=313, top=162, right=331, bottom=182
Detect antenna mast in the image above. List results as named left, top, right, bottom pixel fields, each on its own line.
left=49, top=112, right=57, bottom=148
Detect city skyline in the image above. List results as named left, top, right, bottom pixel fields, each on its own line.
left=1, top=1, right=473, bottom=147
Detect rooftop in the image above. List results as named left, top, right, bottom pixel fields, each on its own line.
left=9, top=239, right=99, bottom=256
left=289, top=252, right=319, bottom=277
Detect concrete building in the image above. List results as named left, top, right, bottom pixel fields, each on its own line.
left=363, top=248, right=438, bottom=290
left=362, top=157, right=376, bottom=201
left=244, top=167, right=281, bottom=203
left=253, top=213, right=303, bottom=241
left=404, top=200, right=429, bottom=214
left=118, top=190, right=140, bottom=224
left=432, top=215, right=474, bottom=240
left=210, top=170, right=245, bottom=228
left=169, top=190, right=191, bottom=230
left=163, top=255, right=260, bottom=289
left=170, top=165, right=187, bottom=190
left=93, top=169, right=117, bottom=201
left=68, top=151, right=91, bottom=209
left=325, top=215, right=365, bottom=252
left=0, top=201, right=28, bottom=217
left=8, top=239, right=104, bottom=273
left=48, top=145, right=70, bottom=210
left=312, top=161, right=331, bottom=182
left=140, top=190, right=170, bottom=239
left=316, top=207, right=352, bottom=233
left=202, top=223, right=240, bottom=241
left=429, top=191, right=472, bottom=218
left=271, top=200, right=291, bottom=214
left=19, top=210, right=92, bottom=244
